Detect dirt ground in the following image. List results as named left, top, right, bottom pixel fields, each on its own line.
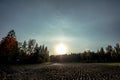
left=0, top=63, right=120, bottom=80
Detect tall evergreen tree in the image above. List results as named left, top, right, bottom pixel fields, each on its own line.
left=99, top=47, right=105, bottom=62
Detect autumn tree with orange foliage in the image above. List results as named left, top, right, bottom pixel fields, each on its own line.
left=0, top=30, right=18, bottom=63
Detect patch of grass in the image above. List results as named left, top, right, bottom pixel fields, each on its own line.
left=95, top=63, right=120, bottom=66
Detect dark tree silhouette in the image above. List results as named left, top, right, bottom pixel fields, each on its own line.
left=99, top=47, right=105, bottom=62
left=114, top=43, right=120, bottom=61
left=7, top=30, right=16, bottom=38
left=106, top=45, right=113, bottom=62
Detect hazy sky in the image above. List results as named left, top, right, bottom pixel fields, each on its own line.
left=0, top=0, right=120, bottom=55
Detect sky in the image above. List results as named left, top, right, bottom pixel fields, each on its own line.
left=0, top=0, right=120, bottom=55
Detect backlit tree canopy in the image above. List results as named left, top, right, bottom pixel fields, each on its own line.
left=0, top=30, right=50, bottom=63
left=0, top=30, right=18, bottom=63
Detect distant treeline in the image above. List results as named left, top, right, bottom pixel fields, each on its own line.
left=50, top=44, right=120, bottom=63
left=1, top=30, right=120, bottom=64
left=0, top=30, right=50, bottom=64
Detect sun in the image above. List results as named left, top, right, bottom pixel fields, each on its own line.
left=56, top=43, right=67, bottom=55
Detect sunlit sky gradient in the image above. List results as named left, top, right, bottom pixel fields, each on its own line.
left=0, top=0, right=120, bottom=55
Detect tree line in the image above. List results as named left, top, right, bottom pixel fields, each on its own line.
left=1, top=30, right=120, bottom=63
left=0, top=30, right=50, bottom=64
left=50, top=44, right=120, bottom=63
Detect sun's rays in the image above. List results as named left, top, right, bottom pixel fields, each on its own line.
left=55, top=43, right=67, bottom=55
